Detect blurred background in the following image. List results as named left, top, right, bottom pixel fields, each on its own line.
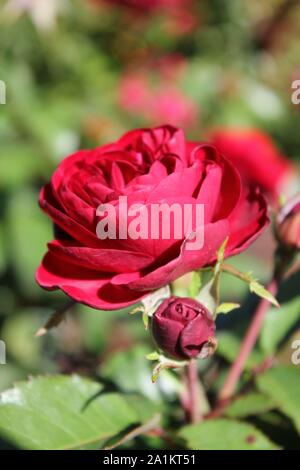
left=0, top=0, right=300, bottom=418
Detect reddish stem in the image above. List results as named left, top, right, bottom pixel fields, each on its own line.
left=218, top=278, right=279, bottom=402
left=185, top=360, right=202, bottom=423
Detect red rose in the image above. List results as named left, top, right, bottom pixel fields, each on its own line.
left=277, top=193, right=300, bottom=250
left=152, top=297, right=216, bottom=360
left=210, top=128, right=294, bottom=198
left=36, top=125, right=268, bottom=310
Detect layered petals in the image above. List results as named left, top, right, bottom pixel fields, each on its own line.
left=36, top=125, right=269, bottom=310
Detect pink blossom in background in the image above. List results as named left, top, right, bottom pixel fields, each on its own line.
left=150, top=86, right=198, bottom=129
left=119, top=57, right=199, bottom=129
left=118, top=75, right=150, bottom=115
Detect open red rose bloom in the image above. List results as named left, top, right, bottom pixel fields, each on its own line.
left=36, top=125, right=269, bottom=310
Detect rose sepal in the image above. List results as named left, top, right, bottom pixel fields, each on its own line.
left=146, top=351, right=188, bottom=383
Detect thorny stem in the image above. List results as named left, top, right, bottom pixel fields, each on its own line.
left=218, top=278, right=279, bottom=402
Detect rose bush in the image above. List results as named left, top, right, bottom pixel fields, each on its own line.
left=152, top=296, right=216, bottom=360
left=210, top=128, right=294, bottom=198
left=36, top=125, right=269, bottom=310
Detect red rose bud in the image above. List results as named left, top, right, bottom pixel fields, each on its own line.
left=152, top=297, right=216, bottom=360
left=277, top=194, right=300, bottom=250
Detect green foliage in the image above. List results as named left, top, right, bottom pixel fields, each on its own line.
left=0, top=375, right=158, bottom=450
left=179, top=419, right=279, bottom=450
left=256, top=366, right=300, bottom=434
left=224, top=393, right=276, bottom=419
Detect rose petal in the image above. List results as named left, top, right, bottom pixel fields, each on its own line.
left=36, top=251, right=147, bottom=309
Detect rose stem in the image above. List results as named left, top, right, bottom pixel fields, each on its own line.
left=185, top=360, right=202, bottom=423
left=218, top=278, right=279, bottom=403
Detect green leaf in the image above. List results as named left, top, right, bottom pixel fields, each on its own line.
left=0, top=375, right=158, bottom=450
left=249, top=281, right=279, bottom=307
left=216, top=302, right=240, bottom=315
left=260, top=297, right=300, bottom=355
left=188, top=271, right=202, bottom=298
left=224, top=393, right=276, bottom=418
left=256, top=366, right=300, bottom=434
left=179, top=419, right=279, bottom=450
left=221, top=265, right=278, bottom=307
